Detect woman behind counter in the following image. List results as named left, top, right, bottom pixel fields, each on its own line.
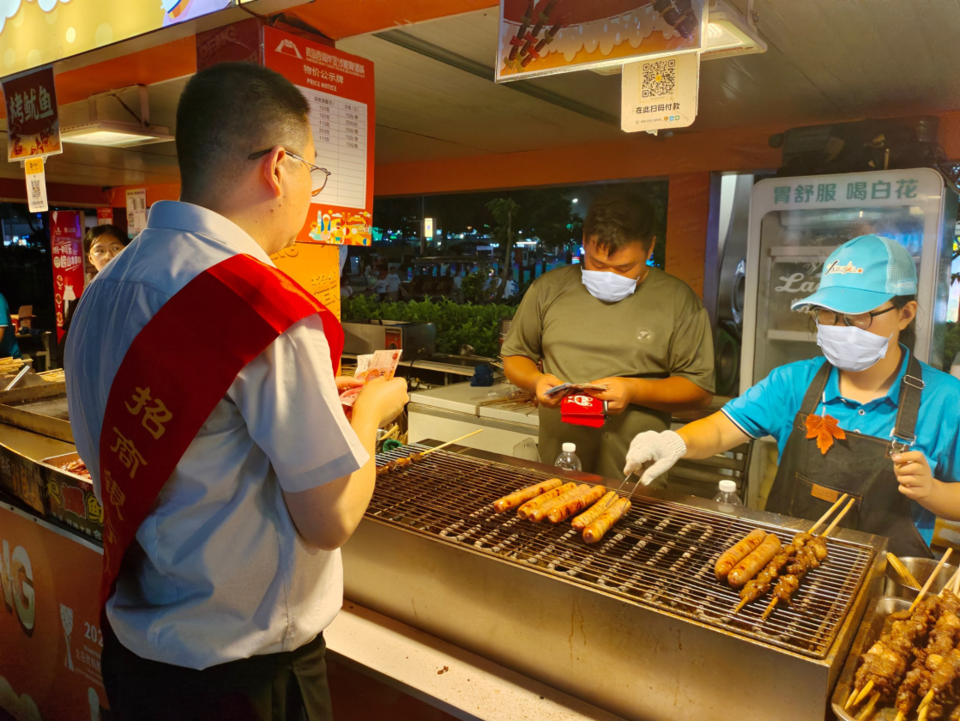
left=58, top=225, right=128, bottom=361
left=624, top=235, right=960, bottom=557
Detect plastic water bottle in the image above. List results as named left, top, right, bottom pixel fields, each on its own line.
left=712, top=480, right=743, bottom=506
left=554, top=442, right=582, bottom=472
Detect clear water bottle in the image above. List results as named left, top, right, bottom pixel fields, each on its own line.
left=713, top=479, right=743, bottom=506
left=554, top=442, right=582, bottom=472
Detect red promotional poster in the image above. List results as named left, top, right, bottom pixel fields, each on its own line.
left=3, top=66, right=62, bottom=162
left=0, top=503, right=109, bottom=721
left=50, top=211, right=85, bottom=342
left=96, top=208, right=113, bottom=225
left=263, top=26, right=375, bottom=246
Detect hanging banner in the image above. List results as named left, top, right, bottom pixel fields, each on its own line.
left=96, top=207, right=113, bottom=225
left=621, top=50, right=700, bottom=133
left=0, top=502, right=109, bottom=721
left=51, top=211, right=85, bottom=342
left=3, top=66, right=61, bottom=162
left=24, top=157, right=48, bottom=212
left=496, top=0, right=705, bottom=83
left=125, top=188, right=147, bottom=238
left=263, top=26, right=375, bottom=246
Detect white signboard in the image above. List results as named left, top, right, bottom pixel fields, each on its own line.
left=621, top=51, right=699, bottom=134
left=126, top=188, right=147, bottom=238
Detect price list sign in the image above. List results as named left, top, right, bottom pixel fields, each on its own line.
left=264, top=27, right=375, bottom=246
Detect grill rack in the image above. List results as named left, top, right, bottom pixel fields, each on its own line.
left=370, top=445, right=875, bottom=660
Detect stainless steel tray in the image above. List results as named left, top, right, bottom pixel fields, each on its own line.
left=831, top=596, right=910, bottom=721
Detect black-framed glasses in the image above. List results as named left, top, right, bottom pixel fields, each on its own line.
left=809, top=305, right=898, bottom=330
left=248, top=148, right=331, bottom=196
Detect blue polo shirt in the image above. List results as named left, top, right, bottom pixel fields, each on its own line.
left=0, top=293, right=21, bottom=359
left=722, top=347, right=960, bottom=545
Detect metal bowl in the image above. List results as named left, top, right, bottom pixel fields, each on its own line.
left=883, top=556, right=958, bottom=600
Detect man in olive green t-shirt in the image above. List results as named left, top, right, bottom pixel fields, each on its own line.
left=502, top=192, right=715, bottom=480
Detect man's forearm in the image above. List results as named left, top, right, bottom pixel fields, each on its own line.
left=503, top=355, right=544, bottom=392
left=918, top=479, right=960, bottom=522
left=627, top=377, right=713, bottom=413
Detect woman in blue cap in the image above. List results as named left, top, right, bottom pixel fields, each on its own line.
left=624, top=234, right=960, bottom=557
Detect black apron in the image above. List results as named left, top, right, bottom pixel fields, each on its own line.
left=765, top=354, right=931, bottom=558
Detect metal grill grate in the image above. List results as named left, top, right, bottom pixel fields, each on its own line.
left=370, top=446, right=875, bottom=659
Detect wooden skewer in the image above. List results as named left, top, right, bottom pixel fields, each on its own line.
left=822, top=497, right=857, bottom=537
left=940, top=565, right=960, bottom=598
left=887, top=552, right=922, bottom=590
left=733, top=597, right=749, bottom=614
left=909, top=548, right=954, bottom=613
left=857, top=691, right=880, bottom=721
left=919, top=703, right=930, bottom=721
left=808, top=493, right=849, bottom=534
left=919, top=688, right=934, bottom=711
left=894, top=711, right=905, bottom=721
left=853, top=679, right=875, bottom=706
left=954, top=567, right=960, bottom=596
left=845, top=688, right=859, bottom=710
left=418, top=430, right=484, bottom=456
left=761, top=595, right=779, bottom=620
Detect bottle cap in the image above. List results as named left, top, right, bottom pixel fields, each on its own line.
left=562, top=442, right=576, bottom=453
left=719, top=480, right=737, bottom=494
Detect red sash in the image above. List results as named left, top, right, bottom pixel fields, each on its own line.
left=97, top=254, right=342, bottom=606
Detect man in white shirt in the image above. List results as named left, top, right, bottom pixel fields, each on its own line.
left=66, top=62, right=407, bottom=721
left=384, top=269, right=401, bottom=301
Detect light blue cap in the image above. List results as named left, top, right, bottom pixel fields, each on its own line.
left=791, top=234, right=918, bottom=314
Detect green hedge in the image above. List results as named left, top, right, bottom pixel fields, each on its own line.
left=342, top=297, right=516, bottom=358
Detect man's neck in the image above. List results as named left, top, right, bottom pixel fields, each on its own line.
left=179, top=194, right=277, bottom=256
left=838, top=342, right=904, bottom=403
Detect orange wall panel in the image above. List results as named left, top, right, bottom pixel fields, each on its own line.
left=665, top=173, right=711, bottom=299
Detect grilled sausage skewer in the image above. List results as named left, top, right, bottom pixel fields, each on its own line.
left=583, top=498, right=631, bottom=544
left=548, top=485, right=605, bottom=524
left=572, top=491, right=617, bottom=530
left=493, top=478, right=562, bottom=512
left=715, top=529, right=766, bottom=582
left=517, top=482, right=577, bottom=519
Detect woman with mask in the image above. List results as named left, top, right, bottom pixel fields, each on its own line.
left=625, top=235, right=960, bottom=557
left=502, top=192, right=715, bottom=478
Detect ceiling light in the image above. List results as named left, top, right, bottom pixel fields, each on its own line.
left=701, top=0, right=767, bottom=60
left=61, top=120, right=174, bottom=147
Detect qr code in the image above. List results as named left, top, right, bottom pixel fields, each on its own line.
left=641, top=59, right=676, bottom=99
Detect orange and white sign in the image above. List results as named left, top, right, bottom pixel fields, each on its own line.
left=3, top=66, right=61, bottom=162
left=263, top=26, right=375, bottom=246
left=0, top=503, right=109, bottom=721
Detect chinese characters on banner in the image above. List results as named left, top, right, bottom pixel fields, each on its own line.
left=50, top=211, right=85, bottom=342
left=497, top=0, right=704, bottom=82
left=263, top=26, right=375, bottom=246
left=0, top=504, right=109, bottom=721
left=96, top=207, right=114, bottom=225
left=770, top=177, right=921, bottom=206
left=621, top=50, right=699, bottom=133
left=2, top=67, right=61, bottom=161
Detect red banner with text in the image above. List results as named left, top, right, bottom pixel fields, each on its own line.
left=50, top=211, right=85, bottom=342
left=0, top=503, right=108, bottom=721
left=263, top=26, right=375, bottom=246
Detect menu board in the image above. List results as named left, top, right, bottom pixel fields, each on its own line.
left=264, top=26, right=375, bottom=246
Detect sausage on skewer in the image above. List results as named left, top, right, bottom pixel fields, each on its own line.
left=517, top=482, right=578, bottom=519
left=547, top=485, right=605, bottom=524
left=530, top=484, right=590, bottom=523
left=572, top=491, right=617, bottom=530
left=583, top=498, right=632, bottom=544
left=715, top=529, right=767, bottom=582
left=493, top=478, right=563, bottom=513
left=726, top=533, right=782, bottom=589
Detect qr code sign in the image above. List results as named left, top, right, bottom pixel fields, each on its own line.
left=641, top=59, right=677, bottom=99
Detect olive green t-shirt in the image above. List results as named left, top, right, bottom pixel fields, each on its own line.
left=502, top=265, right=715, bottom=479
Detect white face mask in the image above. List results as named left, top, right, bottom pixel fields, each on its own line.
left=581, top=269, right=638, bottom=303
left=816, top=323, right=891, bottom=372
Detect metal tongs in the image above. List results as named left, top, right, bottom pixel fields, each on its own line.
left=3, top=361, right=32, bottom=392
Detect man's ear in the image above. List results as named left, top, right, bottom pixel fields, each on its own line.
left=260, top=146, right=286, bottom=198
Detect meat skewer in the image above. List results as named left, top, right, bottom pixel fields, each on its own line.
left=376, top=430, right=485, bottom=476
left=582, top=498, right=631, bottom=544
left=547, top=485, right=605, bottom=524
left=571, top=491, right=617, bottom=530
left=517, top=482, right=577, bottom=519
left=493, top=478, right=562, bottom=512
left=530, top=484, right=590, bottom=523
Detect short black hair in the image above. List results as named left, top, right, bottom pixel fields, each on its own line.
left=175, top=62, right=310, bottom=197
left=83, top=224, right=128, bottom=256
left=583, top=192, right=658, bottom=254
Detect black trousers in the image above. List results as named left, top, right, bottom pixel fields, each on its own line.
left=102, top=620, right=333, bottom=721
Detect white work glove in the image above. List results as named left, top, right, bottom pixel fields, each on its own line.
left=623, top=430, right=687, bottom=485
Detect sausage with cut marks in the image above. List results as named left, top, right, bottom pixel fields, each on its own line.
left=572, top=491, right=618, bottom=531
left=714, top=528, right=767, bottom=581
left=547, top=485, right=606, bottom=524
left=493, top=478, right=562, bottom=513
left=517, top=482, right=578, bottom=519
left=530, top=484, right=590, bottom=523
left=726, top=533, right=782, bottom=589
left=583, top=498, right=632, bottom=544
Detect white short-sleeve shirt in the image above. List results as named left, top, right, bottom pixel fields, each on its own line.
left=65, top=201, right=368, bottom=670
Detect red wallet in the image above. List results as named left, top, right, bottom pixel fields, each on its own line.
left=561, top=394, right=607, bottom=428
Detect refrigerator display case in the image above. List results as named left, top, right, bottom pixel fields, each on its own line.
left=742, top=168, right=957, bottom=392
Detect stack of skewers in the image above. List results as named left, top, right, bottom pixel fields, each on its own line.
left=0, top=357, right=25, bottom=377
left=845, top=547, right=960, bottom=721
left=714, top=494, right=856, bottom=621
